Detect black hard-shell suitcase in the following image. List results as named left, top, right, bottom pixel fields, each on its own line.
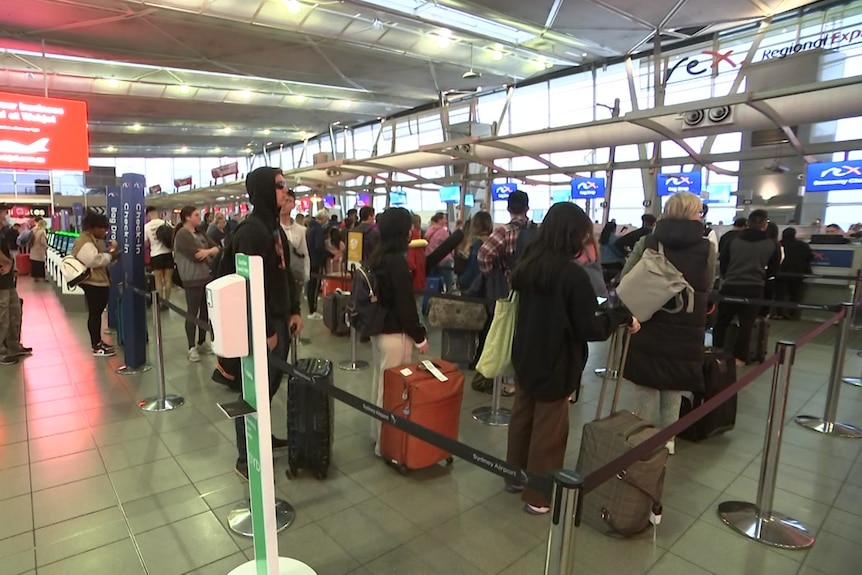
left=679, top=348, right=737, bottom=442
left=323, top=292, right=350, bottom=336
left=286, top=340, right=334, bottom=480
left=725, top=317, right=769, bottom=364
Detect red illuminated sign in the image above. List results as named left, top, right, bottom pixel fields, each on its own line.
left=0, top=91, right=89, bottom=171
left=174, top=176, right=192, bottom=188
left=148, top=185, right=162, bottom=195
left=211, top=162, right=239, bottom=179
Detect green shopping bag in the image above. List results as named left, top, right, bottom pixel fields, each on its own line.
left=475, top=291, right=518, bottom=379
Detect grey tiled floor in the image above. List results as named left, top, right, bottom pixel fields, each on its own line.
left=2, top=278, right=861, bottom=574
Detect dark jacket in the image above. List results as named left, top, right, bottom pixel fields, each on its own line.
left=457, top=238, right=484, bottom=291
left=231, top=167, right=300, bottom=337
left=0, top=223, right=13, bottom=289
left=306, top=219, right=327, bottom=268
left=615, top=226, right=653, bottom=254
left=623, top=219, right=713, bottom=393
left=780, top=236, right=813, bottom=276
left=373, top=252, right=427, bottom=344
left=718, top=228, right=744, bottom=256
left=354, top=221, right=380, bottom=262
left=512, top=261, right=630, bottom=402
left=720, top=228, right=780, bottom=287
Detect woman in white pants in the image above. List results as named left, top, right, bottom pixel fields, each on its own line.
left=365, top=208, right=429, bottom=455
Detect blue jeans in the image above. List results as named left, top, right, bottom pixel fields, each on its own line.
left=433, top=264, right=455, bottom=293
left=235, top=317, right=291, bottom=463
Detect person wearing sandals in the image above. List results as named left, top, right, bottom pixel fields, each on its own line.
left=506, top=203, right=637, bottom=515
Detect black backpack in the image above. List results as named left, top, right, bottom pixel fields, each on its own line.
left=348, top=265, right=385, bottom=339
left=508, top=220, right=538, bottom=272
left=156, top=222, right=174, bottom=249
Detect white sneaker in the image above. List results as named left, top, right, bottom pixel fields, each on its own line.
left=188, top=347, right=200, bottom=362
left=196, top=342, right=213, bottom=355
left=666, top=439, right=675, bottom=455
left=307, top=312, right=323, bottom=320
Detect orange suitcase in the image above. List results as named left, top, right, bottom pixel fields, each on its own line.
left=321, top=272, right=351, bottom=297
left=15, top=253, right=31, bottom=276
left=380, top=359, right=465, bottom=473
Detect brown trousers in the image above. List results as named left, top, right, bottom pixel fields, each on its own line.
left=506, top=383, right=570, bottom=507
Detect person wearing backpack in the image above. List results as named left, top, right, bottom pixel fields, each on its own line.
left=620, top=192, right=716, bottom=455
left=473, top=190, right=536, bottom=393
left=365, top=207, right=429, bottom=456
left=354, top=206, right=380, bottom=264
left=144, top=206, right=174, bottom=310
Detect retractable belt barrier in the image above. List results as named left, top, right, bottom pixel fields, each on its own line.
left=711, top=294, right=841, bottom=312
left=581, top=305, right=847, bottom=495
left=776, top=271, right=860, bottom=282
left=126, top=283, right=554, bottom=499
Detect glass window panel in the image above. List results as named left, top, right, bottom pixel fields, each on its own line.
left=353, top=126, right=375, bottom=159
left=477, top=91, right=508, bottom=128
left=549, top=72, right=596, bottom=127
left=509, top=83, right=549, bottom=134
left=0, top=171, right=15, bottom=195
left=114, top=157, right=147, bottom=177
left=53, top=171, right=84, bottom=196
left=16, top=170, right=51, bottom=194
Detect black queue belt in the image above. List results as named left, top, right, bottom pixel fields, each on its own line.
left=711, top=294, right=841, bottom=312
left=126, top=283, right=554, bottom=499
left=776, top=271, right=860, bottom=282
left=267, top=354, right=553, bottom=497
left=581, top=305, right=847, bottom=495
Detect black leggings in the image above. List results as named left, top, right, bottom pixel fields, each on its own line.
left=81, top=284, right=110, bottom=347
left=183, top=286, right=209, bottom=349
left=307, top=265, right=323, bottom=314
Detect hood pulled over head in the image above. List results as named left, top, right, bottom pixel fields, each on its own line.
left=245, top=167, right=282, bottom=227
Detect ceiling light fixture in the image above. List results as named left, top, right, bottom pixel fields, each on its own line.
left=286, top=0, right=302, bottom=14
left=340, top=100, right=353, bottom=109
left=262, top=129, right=271, bottom=135
left=107, top=77, right=120, bottom=87
left=223, top=127, right=232, bottom=134
left=533, top=57, right=550, bottom=71
left=213, top=147, right=222, bottom=153
left=179, top=84, right=190, bottom=94
left=131, top=123, right=142, bottom=131
left=237, top=90, right=253, bottom=100
left=372, top=18, right=383, bottom=29
left=434, top=28, right=452, bottom=48
left=490, top=47, right=503, bottom=61
left=582, top=52, right=588, bottom=57
left=179, top=146, right=188, bottom=153
left=463, top=44, right=481, bottom=79
left=105, top=145, right=116, bottom=152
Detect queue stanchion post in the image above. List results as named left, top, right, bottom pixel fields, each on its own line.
left=138, top=289, right=184, bottom=412
left=544, top=470, right=583, bottom=575
left=227, top=499, right=295, bottom=538
left=338, top=325, right=369, bottom=371
left=718, top=341, right=816, bottom=549
left=473, top=376, right=511, bottom=426
left=794, top=302, right=862, bottom=438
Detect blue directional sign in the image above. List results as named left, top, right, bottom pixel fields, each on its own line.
left=120, top=173, right=148, bottom=369
left=571, top=177, right=606, bottom=199
left=805, top=160, right=862, bottom=193
left=491, top=183, right=517, bottom=201
left=658, top=171, right=702, bottom=197
left=106, top=185, right=122, bottom=331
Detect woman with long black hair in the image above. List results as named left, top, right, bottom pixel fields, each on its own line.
left=507, top=203, right=637, bottom=514
left=173, top=206, right=221, bottom=362
left=366, top=207, right=429, bottom=455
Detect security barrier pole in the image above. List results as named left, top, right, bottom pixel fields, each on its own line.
left=719, top=341, right=816, bottom=549
left=338, top=326, right=369, bottom=371
left=794, top=303, right=862, bottom=438
left=139, top=290, right=184, bottom=412
left=544, top=470, right=583, bottom=575
left=473, top=376, right=511, bottom=426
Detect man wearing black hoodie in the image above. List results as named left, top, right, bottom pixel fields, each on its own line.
left=714, top=209, right=780, bottom=366
left=231, top=167, right=303, bottom=480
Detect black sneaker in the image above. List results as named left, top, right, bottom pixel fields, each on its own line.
left=92, top=343, right=116, bottom=357
left=235, top=460, right=249, bottom=481
left=271, top=436, right=289, bottom=451
left=9, top=346, right=32, bottom=357
left=0, top=355, right=18, bottom=366
left=99, top=341, right=116, bottom=351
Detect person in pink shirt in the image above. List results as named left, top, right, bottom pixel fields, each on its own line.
left=424, top=212, right=454, bottom=292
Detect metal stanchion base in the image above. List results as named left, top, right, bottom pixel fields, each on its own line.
left=472, top=406, right=511, bottom=426
left=843, top=377, right=862, bottom=387
left=594, top=368, right=618, bottom=377
left=793, top=415, right=862, bottom=438
left=227, top=499, right=296, bottom=537
left=229, top=557, right=317, bottom=575
left=115, top=364, right=152, bottom=375
left=139, top=394, right=185, bottom=412
left=299, top=337, right=312, bottom=345
left=718, top=501, right=815, bottom=549
left=338, top=360, right=369, bottom=371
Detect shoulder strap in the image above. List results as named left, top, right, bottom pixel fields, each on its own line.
left=657, top=241, right=664, bottom=255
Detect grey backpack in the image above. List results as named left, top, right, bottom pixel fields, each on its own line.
left=615, top=242, right=693, bottom=321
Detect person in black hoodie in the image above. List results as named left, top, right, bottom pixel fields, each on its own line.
left=366, top=207, right=429, bottom=456
left=231, top=166, right=303, bottom=480
left=776, top=227, right=813, bottom=320
left=305, top=210, right=328, bottom=320
left=508, top=203, right=635, bottom=514
left=714, top=209, right=780, bottom=366
left=622, top=192, right=716, bottom=455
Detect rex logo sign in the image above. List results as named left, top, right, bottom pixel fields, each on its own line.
left=665, top=50, right=738, bottom=83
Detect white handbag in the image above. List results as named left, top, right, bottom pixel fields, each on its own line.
left=61, top=255, right=90, bottom=289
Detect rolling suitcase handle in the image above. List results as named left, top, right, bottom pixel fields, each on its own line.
left=595, top=325, right=631, bottom=421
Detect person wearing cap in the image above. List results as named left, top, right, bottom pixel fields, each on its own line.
left=0, top=204, right=31, bottom=365
left=305, top=209, right=329, bottom=320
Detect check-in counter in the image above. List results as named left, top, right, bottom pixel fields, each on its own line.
left=802, top=243, right=861, bottom=309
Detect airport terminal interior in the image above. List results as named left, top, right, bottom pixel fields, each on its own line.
left=2, top=0, right=862, bottom=574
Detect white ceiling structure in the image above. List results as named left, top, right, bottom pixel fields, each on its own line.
left=0, top=0, right=821, bottom=159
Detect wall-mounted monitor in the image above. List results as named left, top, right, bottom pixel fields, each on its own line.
left=439, top=185, right=460, bottom=204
